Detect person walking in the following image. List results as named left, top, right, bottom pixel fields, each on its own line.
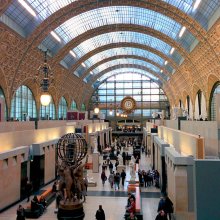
left=109, top=161, right=113, bottom=173
left=101, top=170, right=107, bottom=186
left=121, top=169, right=126, bottom=187
left=108, top=172, right=114, bottom=189
left=95, top=205, right=105, bottom=220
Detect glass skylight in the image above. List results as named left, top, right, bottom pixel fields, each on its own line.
left=3, top=1, right=219, bottom=40
left=82, top=58, right=161, bottom=79
left=85, top=48, right=163, bottom=67
left=41, top=6, right=196, bottom=53
left=71, top=31, right=182, bottom=65
left=95, top=68, right=159, bottom=84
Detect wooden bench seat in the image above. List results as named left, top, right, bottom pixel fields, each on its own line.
left=127, top=183, right=139, bottom=192
left=25, top=187, right=56, bottom=218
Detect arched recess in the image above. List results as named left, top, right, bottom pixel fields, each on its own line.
left=0, top=66, right=10, bottom=118
left=89, top=72, right=169, bottom=118
left=0, top=86, right=7, bottom=121
left=10, top=85, right=37, bottom=121
left=81, top=103, right=86, bottom=111
left=40, top=97, right=56, bottom=120
left=185, top=95, right=193, bottom=120
left=71, top=100, right=78, bottom=111
left=179, top=99, right=183, bottom=108
left=81, top=54, right=171, bottom=80
left=194, top=90, right=207, bottom=120
left=209, top=82, right=220, bottom=121
left=58, top=97, right=68, bottom=120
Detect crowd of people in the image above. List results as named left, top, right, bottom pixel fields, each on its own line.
left=17, top=136, right=173, bottom=220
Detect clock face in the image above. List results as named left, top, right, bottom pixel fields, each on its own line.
left=124, top=100, right=133, bottom=109
left=121, top=97, right=136, bottom=113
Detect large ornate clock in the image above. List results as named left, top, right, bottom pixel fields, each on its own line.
left=121, top=96, right=136, bottom=114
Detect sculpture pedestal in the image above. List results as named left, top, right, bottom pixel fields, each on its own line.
left=57, top=200, right=85, bottom=220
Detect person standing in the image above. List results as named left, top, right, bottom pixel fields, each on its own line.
left=16, top=204, right=25, bottom=220
left=25, top=180, right=32, bottom=202
left=164, top=195, right=173, bottom=220
left=95, top=205, right=105, bottom=220
left=109, top=161, right=113, bottom=173
left=101, top=170, right=107, bottom=186
left=121, top=169, right=126, bottom=187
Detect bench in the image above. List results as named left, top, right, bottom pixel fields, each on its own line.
left=125, top=187, right=143, bottom=220
left=85, top=163, right=93, bottom=169
left=127, top=183, right=139, bottom=192
left=25, top=187, right=56, bottom=218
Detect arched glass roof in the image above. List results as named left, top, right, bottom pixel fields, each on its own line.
left=82, top=58, right=162, bottom=78
left=40, top=6, right=195, bottom=52
left=3, top=1, right=219, bottom=37
left=93, top=68, right=160, bottom=87
left=70, top=31, right=182, bottom=66
left=63, top=47, right=168, bottom=70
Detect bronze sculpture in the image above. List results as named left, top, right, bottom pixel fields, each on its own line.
left=56, top=133, right=87, bottom=220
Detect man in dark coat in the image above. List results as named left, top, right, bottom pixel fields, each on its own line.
left=95, top=205, right=105, bottom=220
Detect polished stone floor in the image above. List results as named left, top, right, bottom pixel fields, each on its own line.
left=0, top=150, right=161, bottom=220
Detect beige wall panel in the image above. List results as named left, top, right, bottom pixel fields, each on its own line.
left=0, top=126, right=75, bottom=153
left=44, top=145, right=56, bottom=184
left=0, top=156, right=21, bottom=210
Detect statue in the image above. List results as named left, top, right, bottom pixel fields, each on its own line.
left=117, top=154, right=123, bottom=165
left=129, top=161, right=136, bottom=182
left=57, top=133, right=87, bottom=220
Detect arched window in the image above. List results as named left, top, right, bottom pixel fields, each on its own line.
left=10, top=85, right=37, bottom=121
left=81, top=103, right=86, bottom=111
left=187, top=95, right=190, bottom=114
left=197, top=90, right=202, bottom=116
left=210, top=83, right=220, bottom=121
left=40, top=97, right=55, bottom=120
left=71, top=100, right=77, bottom=110
left=179, top=100, right=182, bottom=108
left=0, top=87, right=7, bottom=120
left=58, top=97, right=67, bottom=119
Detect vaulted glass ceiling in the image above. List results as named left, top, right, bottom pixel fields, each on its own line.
left=1, top=0, right=220, bottom=87
left=92, top=68, right=160, bottom=88
left=83, top=58, right=167, bottom=81
left=41, top=6, right=195, bottom=53
left=63, top=47, right=174, bottom=75
left=71, top=31, right=182, bottom=62
left=3, top=0, right=219, bottom=35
